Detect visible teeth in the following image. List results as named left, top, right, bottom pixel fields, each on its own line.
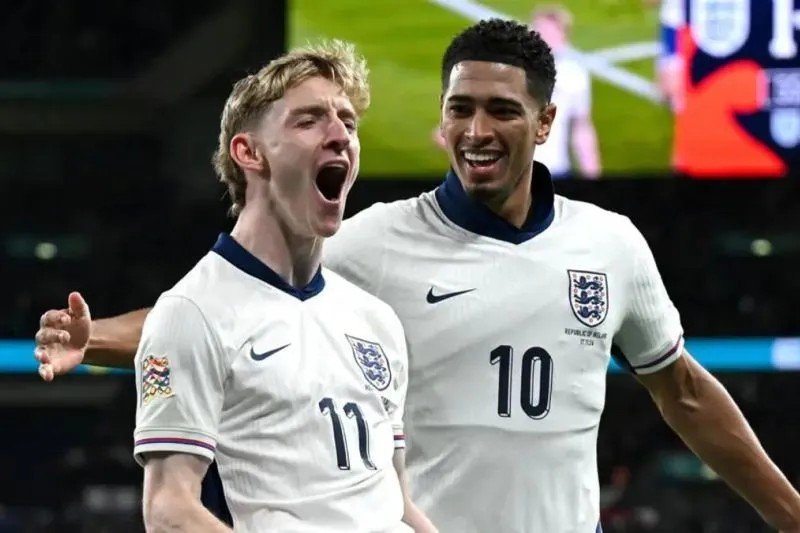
left=464, top=151, right=501, bottom=162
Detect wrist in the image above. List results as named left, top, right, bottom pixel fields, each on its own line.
left=769, top=497, right=800, bottom=531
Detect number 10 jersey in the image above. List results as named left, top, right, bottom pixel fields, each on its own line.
left=324, top=164, right=685, bottom=533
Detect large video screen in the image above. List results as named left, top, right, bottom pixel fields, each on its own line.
left=289, top=0, right=799, bottom=179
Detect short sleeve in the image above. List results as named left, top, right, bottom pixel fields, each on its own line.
left=133, top=295, right=227, bottom=465
left=613, top=220, right=684, bottom=374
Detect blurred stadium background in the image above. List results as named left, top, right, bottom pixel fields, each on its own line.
left=1, top=0, right=798, bottom=531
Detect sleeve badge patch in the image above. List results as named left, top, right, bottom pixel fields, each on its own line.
left=142, top=355, right=175, bottom=404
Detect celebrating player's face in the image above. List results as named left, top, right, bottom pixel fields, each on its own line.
left=440, top=61, right=553, bottom=207
left=258, top=76, right=360, bottom=238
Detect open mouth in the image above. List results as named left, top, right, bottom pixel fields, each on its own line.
left=462, top=150, right=504, bottom=169
left=315, top=163, right=348, bottom=201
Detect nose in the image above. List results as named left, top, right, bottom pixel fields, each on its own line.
left=465, top=109, right=493, bottom=143
left=324, top=116, right=350, bottom=153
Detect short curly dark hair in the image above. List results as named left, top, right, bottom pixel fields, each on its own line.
left=441, top=19, right=556, bottom=104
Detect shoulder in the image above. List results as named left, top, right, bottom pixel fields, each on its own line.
left=325, top=192, right=433, bottom=262
left=338, top=196, right=426, bottom=235
left=554, top=195, right=643, bottom=249
left=555, top=195, right=629, bottom=228
left=152, top=252, right=270, bottom=348
left=152, top=254, right=220, bottom=318
left=323, top=269, right=402, bottom=323
left=141, top=255, right=227, bottom=343
left=164, top=252, right=229, bottom=303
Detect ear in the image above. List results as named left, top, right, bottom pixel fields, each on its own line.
left=230, top=132, right=267, bottom=175
left=535, top=103, right=557, bottom=145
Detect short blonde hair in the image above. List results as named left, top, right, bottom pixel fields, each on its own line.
left=531, top=4, right=573, bottom=32
left=212, top=40, right=370, bottom=216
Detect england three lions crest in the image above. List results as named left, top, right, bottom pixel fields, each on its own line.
left=568, top=270, right=609, bottom=328
left=346, top=334, right=392, bottom=391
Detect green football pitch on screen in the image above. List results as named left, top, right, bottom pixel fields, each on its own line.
left=290, top=0, right=673, bottom=178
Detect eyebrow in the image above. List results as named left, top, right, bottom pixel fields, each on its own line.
left=445, top=95, right=525, bottom=110
left=288, top=104, right=357, bottom=121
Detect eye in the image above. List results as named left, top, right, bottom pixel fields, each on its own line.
left=447, top=104, right=470, bottom=115
left=297, top=116, right=316, bottom=128
left=491, top=107, right=519, bottom=119
left=343, top=119, right=357, bottom=133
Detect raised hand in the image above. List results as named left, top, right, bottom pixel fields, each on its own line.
left=34, top=292, right=92, bottom=381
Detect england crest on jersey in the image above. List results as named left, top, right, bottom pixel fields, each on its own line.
left=690, top=0, right=750, bottom=58
left=568, top=270, right=609, bottom=327
left=346, top=334, right=392, bottom=391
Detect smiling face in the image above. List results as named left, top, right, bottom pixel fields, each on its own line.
left=235, top=76, right=361, bottom=239
left=440, top=60, right=555, bottom=208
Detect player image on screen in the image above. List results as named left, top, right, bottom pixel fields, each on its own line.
left=529, top=4, right=601, bottom=180
left=33, top=20, right=800, bottom=533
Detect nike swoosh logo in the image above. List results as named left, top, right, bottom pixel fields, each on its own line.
left=426, top=287, right=475, bottom=304
left=250, top=343, right=291, bottom=361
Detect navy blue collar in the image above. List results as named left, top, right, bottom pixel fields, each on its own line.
left=211, top=233, right=325, bottom=301
left=434, top=161, right=555, bottom=244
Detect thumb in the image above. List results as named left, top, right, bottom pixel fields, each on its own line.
left=68, top=291, right=91, bottom=320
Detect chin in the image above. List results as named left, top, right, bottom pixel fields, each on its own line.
left=313, top=219, right=342, bottom=239
left=462, top=176, right=506, bottom=201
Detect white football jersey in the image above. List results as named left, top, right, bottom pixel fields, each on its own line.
left=534, top=53, right=592, bottom=177
left=324, top=163, right=684, bottom=533
left=134, top=233, right=411, bottom=533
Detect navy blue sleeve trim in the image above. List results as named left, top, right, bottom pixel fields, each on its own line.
left=632, top=336, right=683, bottom=371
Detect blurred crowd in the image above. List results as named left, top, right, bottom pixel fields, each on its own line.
left=3, top=168, right=798, bottom=340
left=0, top=0, right=216, bottom=79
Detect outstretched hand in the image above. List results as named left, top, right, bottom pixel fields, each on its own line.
left=34, top=292, right=92, bottom=381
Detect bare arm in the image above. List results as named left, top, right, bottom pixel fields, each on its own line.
left=85, top=308, right=151, bottom=368
left=570, top=113, right=601, bottom=179
left=393, top=448, right=438, bottom=533
left=639, top=352, right=800, bottom=531
left=142, top=452, right=232, bottom=533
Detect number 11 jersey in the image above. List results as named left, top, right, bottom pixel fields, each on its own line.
left=133, top=233, right=410, bottom=533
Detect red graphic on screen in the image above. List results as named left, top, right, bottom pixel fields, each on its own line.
left=673, top=27, right=787, bottom=178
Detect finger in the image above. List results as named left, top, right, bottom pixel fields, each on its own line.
left=34, top=348, right=51, bottom=365
left=68, top=292, right=91, bottom=320
left=35, top=328, right=69, bottom=346
left=40, top=309, right=69, bottom=328
left=38, top=364, right=54, bottom=382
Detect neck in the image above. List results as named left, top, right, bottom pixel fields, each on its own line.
left=230, top=203, right=323, bottom=288
left=484, top=164, right=534, bottom=228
